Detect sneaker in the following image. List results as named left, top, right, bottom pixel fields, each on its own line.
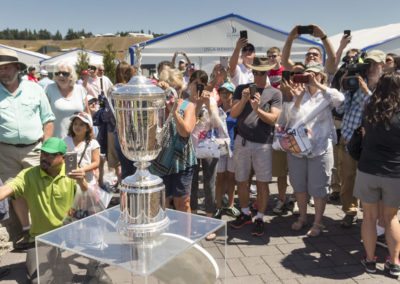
left=292, top=202, right=300, bottom=215
left=224, top=206, right=241, bottom=218
left=273, top=199, right=286, bottom=215
left=361, top=256, right=377, bottom=273
left=249, top=184, right=257, bottom=195
left=212, top=208, right=223, bottom=219
left=230, top=212, right=252, bottom=229
left=340, top=214, right=358, bottom=228
left=308, top=197, right=315, bottom=207
left=14, top=230, right=34, bottom=251
left=385, top=259, right=400, bottom=276
left=376, top=234, right=387, bottom=248
left=251, top=218, right=265, bottom=237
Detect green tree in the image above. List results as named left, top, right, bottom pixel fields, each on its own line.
left=102, top=43, right=117, bottom=83
left=53, top=30, right=63, bottom=40
left=75, top=43, right=90, bottom=77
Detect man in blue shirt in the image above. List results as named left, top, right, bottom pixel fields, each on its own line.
left=0, top=48, right=55, bottom=249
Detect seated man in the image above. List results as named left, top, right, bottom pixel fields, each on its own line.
left=0, top=137, right=87, bottom=248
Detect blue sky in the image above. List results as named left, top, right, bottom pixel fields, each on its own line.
left=1, top=0, right=399, bottom=37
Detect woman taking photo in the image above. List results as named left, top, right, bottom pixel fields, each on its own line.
left=354, top=72, right=400, bottom=276
left=285, top=65, right=344, bottom=237
left=46, top=62, right=88, bottom=138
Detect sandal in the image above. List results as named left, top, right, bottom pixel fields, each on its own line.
left=307, top=223, right=325, bottom=237
left=205, top=233, right=217, bottom=241
left=291, top=218, right=307, bottom=231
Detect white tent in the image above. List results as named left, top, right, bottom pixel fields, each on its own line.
left=127, top=14, right=325, bottom=75
left=0, top=44, right=50, bottom=69
left=330, top=23, right=400, bottom=55
left=40, top=48, right=103, bottom=73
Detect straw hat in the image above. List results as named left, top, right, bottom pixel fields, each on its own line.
left=0, top=48, right=27, bottom=70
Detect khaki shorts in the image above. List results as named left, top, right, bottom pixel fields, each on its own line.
left=287, top=147, right=333, bottom=198
left=107, top=132, right=120, bottom=168
left=217, top=155, right=235, bottom=173
left=354, top=170, right=400, bottom=208
left=0, top=142, right=41, bottom=183
left=272, top=150, right=288, bottom=177
left=233, top=135, right=272, bottom=183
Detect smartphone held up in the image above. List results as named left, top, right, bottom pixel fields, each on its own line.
left=197, top=83, right=204, bottom=97
left=297, top=25, right=314, bottom=35
left=292, top=74, right=310, bottom=84
left=249, top=83, right=257, bottom=99
left=240, top=30, right=248, bottom=40
left=64, top=152, right=77, bottom=174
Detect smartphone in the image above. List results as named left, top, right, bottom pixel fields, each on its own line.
left=344, top=30, right=351, bottom=37
left=282, top=70, right=291, bottom=82
left=240, top=30, right=248, bottom=40
left=292, top=74, right=310, bottom=84
left=64, top=152, right=77, bottom=174
left=249, top=83, right=257, bottom=99
left=220, top=56, right=229, bottom=69
left=297, top=25, right=314, bottom=35
left=196, top=83, right=204, bottom=97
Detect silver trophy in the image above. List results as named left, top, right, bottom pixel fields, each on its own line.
left=112, top=75, right=169, bottom=239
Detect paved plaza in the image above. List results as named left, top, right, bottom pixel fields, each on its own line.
left=0, top=179, right=398, bottom=283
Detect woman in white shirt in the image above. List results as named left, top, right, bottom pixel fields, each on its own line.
left=46, top=62, right=89, bottom=138
left=284, top=65, right=344, bottom=237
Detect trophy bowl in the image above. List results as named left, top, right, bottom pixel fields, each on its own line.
left=112, top=75, right=169, bottom=239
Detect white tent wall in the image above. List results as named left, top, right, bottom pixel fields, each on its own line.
left=330, top=23, right=400, bottom=58
left=127, top=14, right=325, bottom=75
left=0, top=44, right=50, bottom=70
left=40, top=48, right=104, bottom=74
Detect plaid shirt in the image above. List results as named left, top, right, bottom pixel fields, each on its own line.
left=337, top=88, right=371, bottom=143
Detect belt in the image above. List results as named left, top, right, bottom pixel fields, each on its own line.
left=0, top=139, right=40, bottom=148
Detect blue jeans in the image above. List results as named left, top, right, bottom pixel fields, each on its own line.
left=190, top=158, right=219, bottom=213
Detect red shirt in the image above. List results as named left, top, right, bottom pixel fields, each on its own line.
left=27, top=74, right=38, bottom=83
left=268, top=66, right=284, bottom=89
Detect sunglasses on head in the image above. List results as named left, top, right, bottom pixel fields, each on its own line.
left=252, top=70, right=267, bottom=76
left=306, top=52, right=320, bottom=57
left=54, top=71, right=70, bottom=77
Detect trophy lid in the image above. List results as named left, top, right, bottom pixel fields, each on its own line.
left=111, top=75, right=165, bottom=99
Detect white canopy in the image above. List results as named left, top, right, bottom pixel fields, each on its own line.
left=0, top=44, right=50, bottom=69
left=127, top=14, right=324, bottom=75
left=40, top=48, right=103, bottom=73
left=330, top=23, right=400, bottom=55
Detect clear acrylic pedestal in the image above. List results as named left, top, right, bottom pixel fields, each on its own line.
left=36, top=207, right=226, bottom=283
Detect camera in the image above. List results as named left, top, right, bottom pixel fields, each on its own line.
left=342, top=62, right=370, bottom=91
left=249, top=83, right=257, bottom=99
left=344, top=30, right=351, bottom=37
left=292, top=74, right=310, bottom=84
left=196, top=83, right=204, bottom=97
left=297, top=25, right=314, bottom=35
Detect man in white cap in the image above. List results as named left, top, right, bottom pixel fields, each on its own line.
left=335, top=49, right=386, bottom=228
left=38, top=69, right=54, bottom=90
left=0, top=48, right=55, bottom=250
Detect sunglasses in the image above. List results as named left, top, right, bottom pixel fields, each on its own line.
left=267, top=54, right=278, bottom=59
left=252, top=70, right=267, bottom=76
left=54, top=71, right=71, bottom=77
left=98, top=69, right=104, bottom=72
left=306, top=52, right=320, bottom=57
left=88, top=66, right=97, bottom=71
left=386, top=58, right=393, bottom=63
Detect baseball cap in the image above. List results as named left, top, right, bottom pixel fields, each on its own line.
left=218, top=82, right=235, bottom=93
left=305, top=64, right=325, bottom=73
left=70, top=112, right=93, bottom=127
left=364, top=50, right=386, bottom=63
left=40, top=137, right=67, bottom=155
left=40, top=70, right=48, bottom=76
left=87, top=95, right=98, bottom=104
left=179, top=59, right=186, bottom=64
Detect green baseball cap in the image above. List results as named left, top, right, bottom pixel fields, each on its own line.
left=40, top=137, right=67, bottom=155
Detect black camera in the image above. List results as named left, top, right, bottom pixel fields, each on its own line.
left=342, top=62, right=370, bottom=91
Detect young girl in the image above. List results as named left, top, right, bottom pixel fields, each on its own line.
left=64, top=112, right=100, bottom=185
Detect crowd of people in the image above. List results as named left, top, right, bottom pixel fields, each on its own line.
left=0, top=23, right=399, bottom=280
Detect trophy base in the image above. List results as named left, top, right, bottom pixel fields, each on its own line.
left=116, top=216, right=170, bottom=240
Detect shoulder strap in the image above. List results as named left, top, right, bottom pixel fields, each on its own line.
left=78, top=141, right=89, bottom=167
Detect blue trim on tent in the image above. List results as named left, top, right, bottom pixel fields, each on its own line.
left=0, top=44, right=49, bottom=60
left=129, top=13, right=325, bottom=64
left=39, top=48, right=103, bottom=64
left=361, top=34, right=400, bottom=51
